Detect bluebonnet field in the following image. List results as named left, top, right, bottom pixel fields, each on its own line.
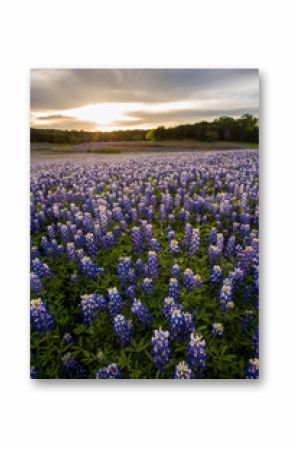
left=30, top=150, right=259, bottom=379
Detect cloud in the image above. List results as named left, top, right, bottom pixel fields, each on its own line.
left=31, top=114, right=97, bottom=131
left=31, top=68, right=259, bottom=111
left=36, top=114, right=76, bottom=121
left=112, top=106, right=259, bottom=128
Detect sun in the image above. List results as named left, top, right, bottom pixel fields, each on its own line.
left=67, top=102, right=142, bottom=131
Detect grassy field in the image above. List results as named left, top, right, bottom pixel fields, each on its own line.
left=31, top=140, right=258, bottom=156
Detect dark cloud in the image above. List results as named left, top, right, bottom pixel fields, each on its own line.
left=31, top=68, right=259, bottom=111
left=36, top=114, right=75, bottom=121
left=32, top=114, right=97, bottom=131
left=112, top=106, right=259, bottom=128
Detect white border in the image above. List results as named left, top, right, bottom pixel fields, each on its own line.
left=1, top=1, right=290, bottom=448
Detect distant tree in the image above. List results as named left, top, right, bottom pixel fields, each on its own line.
left=145, top=130, right=156, bottom=141
left=30, top=114, right=258, bottom=145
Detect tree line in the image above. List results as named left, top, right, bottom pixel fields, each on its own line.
left=31, top=114, right=258, bottom=144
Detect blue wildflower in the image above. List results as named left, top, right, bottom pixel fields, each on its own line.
left=187, top=332, right=207, bottom=377
left=174, top=361, right=192, bottom=379
left=113, top=314, right=132, bottom=346
left=80, top=293, right=106, bottom=326
left=131, top=299, right=152, bottom=326
left=151, top=328, right=171, bottom=370
left=96, top=363, right=122, bottom=379
left=108, top=288, right=124, bottom=317
left=168, top=278, right=179, bottom=299
left=30, top=298, right=54, bottom=333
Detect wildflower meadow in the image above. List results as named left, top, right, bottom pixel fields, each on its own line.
left=30, top=150, right=259, bottom=379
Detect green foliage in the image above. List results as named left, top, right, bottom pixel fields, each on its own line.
left=31, top=207, right=258, bottom=379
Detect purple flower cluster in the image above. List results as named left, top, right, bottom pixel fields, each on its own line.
left=113, top=314, right=132, bottom=346
left=168, top=278, right=179, bottom=299
left=131, top=299, right=152, bottom=326
left=96, top=363, right=122, bottom=379
left=174, top=361, right=192, bottom=379
left=79, top=256, right=104, bottom=279
left=30, top=298, right=54, bottom=333
left=245, top=358, right=259, bottom=379
left=151, top=328, right=171, bottom=369
left=80, top=293, right=106, bottom=326
left=108, top=288, right=124, bottom=317
left=187, top=332, right=207, bottom=376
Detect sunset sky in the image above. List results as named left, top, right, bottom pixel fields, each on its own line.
left=30, top=69, right=259, bottom=132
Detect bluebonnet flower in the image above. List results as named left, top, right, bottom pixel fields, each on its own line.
left=209, top=265, right=222, bottom=285
left=31, top=246, right=39, bottom=259
left=168, top=213, right=175, bottom=224
left=162, top=296, right=178, bottom=318
left=102, top=231, right=115, bottom=248
left=193, top=274, right=202, bottom=288
left=174, top=361, right=192, bottom=379
left=41, top=236, right=50, bottom=255
left=183, top=268, right=195, bottom=291
left=30, top=298, right=54, bottom=333
left=182, top=223, right=193, bottom=249
left=96, top=363, right=122, bottom=379
left=66, top=242, right=76, bottom=260
left=219, top=278, right=234, bottom=310
left=240, top=246, right=256, bottom=270
left=245, top=358, right=259, bottom=379
left=169, top=308, right=185, bottom=339
left=47, top=225, right=55, bottom=240
left=135, top=258, right=145, bottom=275
left=74, top=229, right=85, bottom=248
left=63, top=332, right=73, bottom=345
left=85, top=232, right=98, bottom=256
left=216, top=232, right=224, bottom=251
left=108, top=288, right=124, bottom=317
left=149, top=238, right=162, bottom=253
left=224, top=235, right=236, bottom=258
left=125, top=285, right=136, bottom=300
left=159, top=204, right=167, bottom=222
left=31, top=258, right=52, bottom=278
left=168, top=278, right=179, bottom=299
left=211, top=322, right=224, bottom=336
left=151, top=328, right=171, bottom=369
left=208, top=245, right=222, bottom=265
left=229, top=267, right=244, bottom=286
left=169, top=239, right=181, bottom=255
left=131, top=299, right=152, bottom=326
left=208, top=228, right=217, bottom=245
left=113, top=225, right=121, bottom=239
left=167, top=230, right=176, bottom=241
left=146, top=251, right=159, bottom=278
left=171, top=264, right=181, bottom=278
left=79, top=256, right=104, bottom=279
left=183, top=312, right=195, bottom=335
left=131, top=226, right=143, bottom=253
left=142, top=222, right=153, bottom=242
left=113, top=314, right=132, bottom=346
left=60, top=224, right=70, bottom=242
left=179, top=208, right=189, bottom=223
left=142, top=277, right=153, bottom=294
left=188, top=229, right=200, bottom=257
left=80, top=294, right=106, bottom=326
left=61, top=352, right=87, bottom=379
left=117, top=257, right=131, bottom=285
left=187, top=332, right=207, bottom=376
left=30, top=272, right=44, bottom=295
